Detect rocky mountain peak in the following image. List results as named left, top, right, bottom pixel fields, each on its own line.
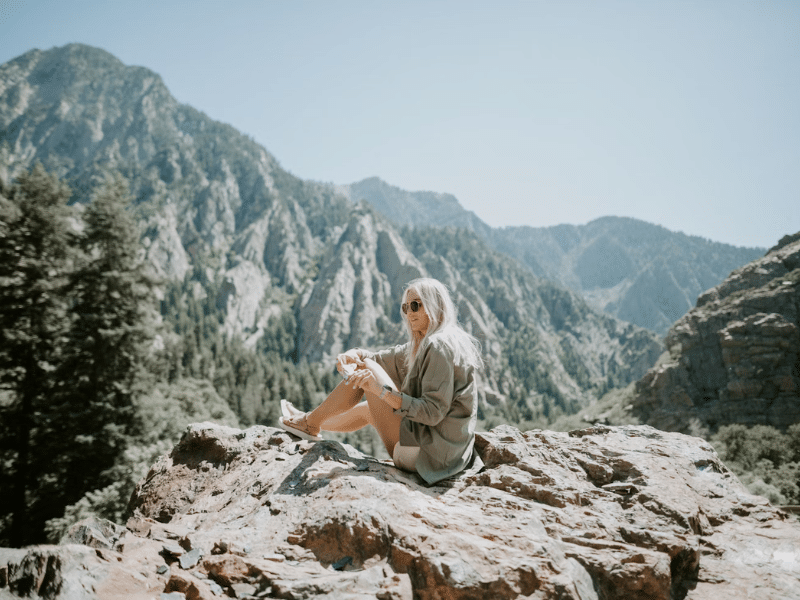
left=338, top=176, right=490, bottom=233
left=341, top=173, right=766, bottom=336
left=2, top=422, right=797, bottom=599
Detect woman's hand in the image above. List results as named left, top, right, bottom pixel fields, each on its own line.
left=348, top=362, right=403, bottom=409
left=336, top=349, right=364, bottom=377
left=347, top=368, right=383, bottom=398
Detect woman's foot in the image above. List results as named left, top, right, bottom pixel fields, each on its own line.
left=279, top=413, right=323, bottom=442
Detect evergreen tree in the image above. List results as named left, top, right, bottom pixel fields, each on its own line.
left=55, top=172, right=158, bottom=515
left=0, top=165, right=75, bottom=546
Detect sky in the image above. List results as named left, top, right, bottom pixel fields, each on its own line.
left=1, top=0, right=798, bottom=249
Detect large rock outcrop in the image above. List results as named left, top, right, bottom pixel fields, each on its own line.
left=632, top=234, right=800, bottom=432
left=2, top=422, right=798, bottom=599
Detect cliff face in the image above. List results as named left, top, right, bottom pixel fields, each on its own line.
left=1, top=422, right=797, bottom=599
left=632, top=235, right=800, bottom=431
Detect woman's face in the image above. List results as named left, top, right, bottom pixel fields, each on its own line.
left=403, top=290, right=430, bottom=336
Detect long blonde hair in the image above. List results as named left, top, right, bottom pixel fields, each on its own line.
left=402, top=278, right=483, bottom=371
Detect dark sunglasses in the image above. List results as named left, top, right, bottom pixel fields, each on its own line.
left=401, top=300, right=423, bottom=314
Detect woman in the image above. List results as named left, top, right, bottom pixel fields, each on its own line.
left=279, top=277, right=483, bottom=484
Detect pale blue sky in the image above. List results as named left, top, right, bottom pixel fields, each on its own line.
left=1, top=0, right=798, bottom=248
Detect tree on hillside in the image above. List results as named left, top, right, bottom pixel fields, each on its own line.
left=53, top=172, right=159, bottom=517
left=0, top=164, right=75, bottom=547
left=0, top=168, right=161, bottom=546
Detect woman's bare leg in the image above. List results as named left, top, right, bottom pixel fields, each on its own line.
left=303, top=381, right=363, bottom=434
left=308, top=392, right=401, bottom=456
left=317, top=401, right=370, bottom=432
left=286, top=361, right=401, bottom=453
left=364, top=390, right=403, bottom=457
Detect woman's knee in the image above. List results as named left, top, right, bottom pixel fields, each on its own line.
left=393, top=442, right=419, bottom=472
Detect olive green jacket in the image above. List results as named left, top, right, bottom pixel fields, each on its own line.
left=363, top=334, right=480, bottom=484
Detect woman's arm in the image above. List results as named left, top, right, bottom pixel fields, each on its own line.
left=347, top=363, right=403, bottom=409
left=356, top=344, right=407, bottom=388
left=393, top=341, right=455, bottom=426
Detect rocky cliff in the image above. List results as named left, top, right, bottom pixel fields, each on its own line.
left=1, top=422, right=798, bottom=599
left=0, top=44, right=663, bottom=421
left=631, top=234, right=800, bottom=432
left=345, top=178, right=764, bottom=337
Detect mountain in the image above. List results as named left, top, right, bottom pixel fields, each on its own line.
left=337, top=176, right=491, bottom=234
left=0, top=43, right=663, bottom=424
left=343, top=179, right=765, bottom=336
left=3, top=421, right=798, bottom=599
left=629, top=233, right=800, bottom=432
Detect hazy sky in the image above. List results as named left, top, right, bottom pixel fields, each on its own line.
left=1, top=0, right=798, bottom=248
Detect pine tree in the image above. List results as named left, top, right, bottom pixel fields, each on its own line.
left=55, top=172, right=158, bottom=513
left=0, top=165, right=75, bottom=546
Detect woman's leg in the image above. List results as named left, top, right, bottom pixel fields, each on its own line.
left=317, top=401, right=370, bottom=432
left=364, top=390, right=403, bottom=457
left=284, top=361, right=401, bottom=454
left=392, top=442, right=420, bottom=472
left=301, top=380, right=364, bottom=434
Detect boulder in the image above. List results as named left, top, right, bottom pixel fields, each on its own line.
left=3, top=422, right=799, bottom=599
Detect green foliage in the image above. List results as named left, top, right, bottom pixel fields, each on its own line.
left=157, top=272, right=339, bottom=428
left=0, top=166, right=162, bottom=546
left=0, top=164, right=75, bottom=546
left=55, top=172, right=159, bottom=511
left=712, top=424, right=800, bottom=504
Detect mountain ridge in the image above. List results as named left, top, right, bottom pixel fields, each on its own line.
left=2, top=44, right=762, bottom=340
left=341, top=176, right=765, bottom=335
left=0, top=43, right=664, bottom=427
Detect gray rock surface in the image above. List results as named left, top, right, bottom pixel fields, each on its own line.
left=2, top=422, right=798, bottom=599
left=632, top=235, right=800, bottom=431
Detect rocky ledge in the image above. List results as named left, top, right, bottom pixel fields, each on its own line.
left=2, top=422, right=799, bottom=599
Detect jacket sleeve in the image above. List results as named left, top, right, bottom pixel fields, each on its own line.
left=393, top=340, right=455, bottom=426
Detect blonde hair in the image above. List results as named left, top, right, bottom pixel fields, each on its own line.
left=402, top=278, right=483, bottom=371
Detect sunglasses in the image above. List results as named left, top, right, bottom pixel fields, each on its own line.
left=401, top=300, right=423, bottom=314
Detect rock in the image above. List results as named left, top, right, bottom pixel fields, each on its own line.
left=144, top=203, right=191, bottom=282
left=178, top=548, right=203, bottom=570
left=59, top=515, right=125, bottom=550
left=217, top=260, right=271, bottom=339
left=632, top=235, right=800, bottom=431
left=3, top=422, right=798, bottom=599
left=165, top=571, right=215, bottom=600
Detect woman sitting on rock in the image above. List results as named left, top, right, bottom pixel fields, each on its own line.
left=280, top=277, right=483, bottom=484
